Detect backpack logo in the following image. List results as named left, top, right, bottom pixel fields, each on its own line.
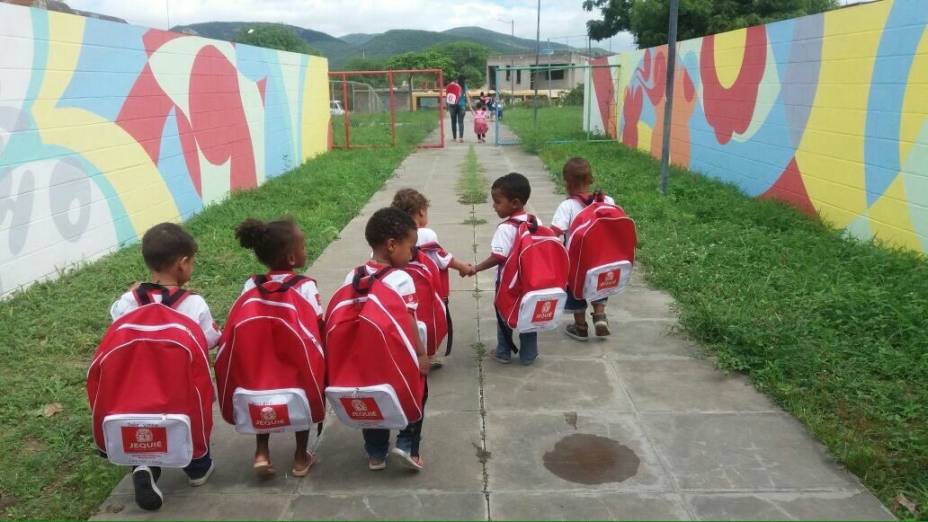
left=122, top=426, right=167, bottom=453
left=248, top=403, right=291, bottom=429
left=531, top=299, right=557, bottom=323
left=597, top=269, right=621, bottom=291
left=340, top=397, right=384, bottom=421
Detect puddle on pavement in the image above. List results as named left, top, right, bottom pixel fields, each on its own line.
left=543, top=433, right=639, bottom=485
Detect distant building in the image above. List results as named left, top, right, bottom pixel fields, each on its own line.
left=486, top=51, right=592, bottom=99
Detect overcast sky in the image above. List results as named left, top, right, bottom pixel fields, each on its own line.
left=65, top=0, right=638, bottom=52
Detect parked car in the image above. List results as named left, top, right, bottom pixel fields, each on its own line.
left=330, top=100, right=345, bottom=116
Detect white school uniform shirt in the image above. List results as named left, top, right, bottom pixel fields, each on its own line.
left=110, top=289, right=222, bottom=348
left=241, top=272, right=324, bottom=317
left=490, top=211, right=541, bottom=262
left=343, top=261, right=418, bottom=312
left=550, top=195, right=616, bottom=238
left=417, top=227, right=453, bottom=270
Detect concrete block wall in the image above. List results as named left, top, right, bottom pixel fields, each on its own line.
left=586, top=0, right=928, bottom=254
left=0, top=3, right=331, bottom=297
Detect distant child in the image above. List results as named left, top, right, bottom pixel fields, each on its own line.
left=472, top=173, right=539, bottom=365
left=473, top=102, right=489, bottom=143
left=233, top=217, right=323, bottom=478
left=346, top=207, right=430, bottom=471
left=551, top=157, right=616, bottom=340
left=102, top=222, right=219, bottom=511
left=392, top=188, right=475, bottom=367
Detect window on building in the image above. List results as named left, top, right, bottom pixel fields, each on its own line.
left=516, top=69, right=522, bottom=84
left=505, top=67, right=511, bottom=82
left=550, top=65, right=566, bottom=81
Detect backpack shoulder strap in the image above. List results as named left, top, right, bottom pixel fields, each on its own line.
left=134, top=282, right=188, bottom=309
left=278, top=274, right=309, bottom=293
left=352, top=266, right=392, bottom=295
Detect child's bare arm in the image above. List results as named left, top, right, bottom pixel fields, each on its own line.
left=474, top=255, right=502, bottom=274
left=449, top=257, right=475, bottom=276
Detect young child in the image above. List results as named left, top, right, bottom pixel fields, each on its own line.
left=346, top=207, right=430, bottom=471
left=234, top=217, right=323, bottom=478
left=550, top=157, right=616, bottom=340
left=392, top=188, right=475, bottom=367
left=108, top=222, right=220, bottom=510
left=472, top=173, right=539, bottom=365
left=473, top=101, right=489, bottom=143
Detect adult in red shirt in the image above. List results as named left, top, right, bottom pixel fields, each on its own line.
left=445, top=75, right=467, bottom=143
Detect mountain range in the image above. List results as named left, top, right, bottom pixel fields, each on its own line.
left=171, top=21, right=608, bottom=68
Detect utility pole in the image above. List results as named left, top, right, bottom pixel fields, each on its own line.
left=533, top=0, right=541, bottom=128
left=497, top=18, right=515, bottom=101
left=659, top=0, right=679, bottom=195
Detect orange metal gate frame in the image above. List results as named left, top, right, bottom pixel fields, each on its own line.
left=328, top=68, right=445, bottom=149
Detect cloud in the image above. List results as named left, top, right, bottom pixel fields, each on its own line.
left=67, top=0, right=636, bottom=51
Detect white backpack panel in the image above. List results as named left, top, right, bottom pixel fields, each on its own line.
left=102, top=414, right=193, bottom=468
left=231, top=387, right=312, bottom=434
left=325, top=384, right=409, bottom=430
left=583, top=260, right=633, bottom=302
left=516, top=288, right=567, bottom=333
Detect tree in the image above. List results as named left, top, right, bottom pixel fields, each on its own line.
left=234, top=25, right=321, bottom=55
left=430, top=41, right=491, bottom=87
left=583, top=0, right=837, bottom=48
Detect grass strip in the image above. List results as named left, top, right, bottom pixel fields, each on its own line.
left=456, top=145, right=488, bottom=205
left=0, top=113, right=437, bottom=520
left=505, top=106, right=928, bottom=519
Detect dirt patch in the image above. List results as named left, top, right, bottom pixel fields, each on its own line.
left=543, top=433, right=639, bottom=485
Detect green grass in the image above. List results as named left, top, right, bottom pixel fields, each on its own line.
left=0, top=118, right=436, bottom=520
left=456, top=145, right=488, bottom=205
left=331, top=109, right=440, bottom=147
left=505, top=106, right=928, bottom=519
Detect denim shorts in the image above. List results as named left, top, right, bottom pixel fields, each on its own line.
left=564, top=287, right=607, bottom=312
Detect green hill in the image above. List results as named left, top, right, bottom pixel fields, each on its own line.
left=173, top=22, right=608, bottom=68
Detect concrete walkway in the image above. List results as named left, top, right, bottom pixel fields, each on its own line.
left=94, top=119, right=893, bottom=521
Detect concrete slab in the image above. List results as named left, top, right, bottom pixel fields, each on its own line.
left=94, top=494, right=292, bottom=521
left=615, top=358, right=777, bottom=413
left=491, top=491, right=690, bottom=521
left=484, top=411, right=669, bottom=493
left=641, top=413, right=861, bottom=491
left=285, top=492, right=487, bottom=520
left=606, top=319, right=699, bottom=359
left=684, top=491, right=895, bottom=521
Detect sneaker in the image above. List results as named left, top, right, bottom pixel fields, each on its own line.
left=390, top=447, right=424, bottom=471
left=592, top=314, right=611, bottom=337
left=132, top=466, right=163, bottom=511
left=429, top=354, right=444, bottom=369
left=565, top=323, right=589, bottom=342
left=368, top=457, right=386, bottom=471
left=490, top=353, right=511, bottom=365
left=187, top=460, right=215, bottom=487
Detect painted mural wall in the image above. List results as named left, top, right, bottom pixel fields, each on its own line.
left=586, top=0, right=928, bottom=254
left=0, top=3, right=331, bottom=297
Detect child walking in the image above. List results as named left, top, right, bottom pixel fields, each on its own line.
left=472, top=173, right=540, bottom=365
left=345, top=207, right=430, bottom=470
left=392, top=188, right=474, bottom=367
left=551, top=157, right=616, bottom=340
left=104, top=222, right=219, bottom=510
left=473, top=101, right=489, bottom=143
left=233, top=217, right=323, bottom=478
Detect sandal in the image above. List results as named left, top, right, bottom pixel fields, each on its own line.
left=253, top=456, right=275, bottom=479
left=565, top=323, right=589, bottom=342
left=291, top=451, right=317, bottom=477
left=592, top=314, right=611, bottom=337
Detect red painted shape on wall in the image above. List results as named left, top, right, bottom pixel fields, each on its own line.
left=257, top=78, right=267, bottom=105
left=188, top=45, right=257, bottom=190
left=142, top=29, right=185, bottom=56
left=644, top=48, right=666, bottom=106
left=621, top=86, right=643, bottom=148
left=176, top=110, right=202, bottom=196
left=699, top=26, right=767, bottom=144
left=116, top=64, right=174, bottom=163
left=590, top=57, right=617, bottom=138
left=761, top=158, right=816, bottom=216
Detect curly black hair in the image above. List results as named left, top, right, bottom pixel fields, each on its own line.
left=365, top=207, right=417, bottom=247
left=491, top=172, right=531, bottom=204
left=235, top=217, right=300, bottom=269
left=141, top=222, right=198, bottom=271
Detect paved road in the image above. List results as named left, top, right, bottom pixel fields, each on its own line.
left=94, top=118, right=893, bottom=520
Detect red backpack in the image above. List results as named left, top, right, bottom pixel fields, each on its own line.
left=495, top=215, right=569, bottom=333
left=324, top=267, right=425, bottom=429
left=416, top=241, right=455, bottom=355
left=87, top=284, right=213, bottom=468
left=404, top=249, right=449, bottom=357
left=566, top=192, right=637, bottom=301
left=214, top=274, right=326, bottom=435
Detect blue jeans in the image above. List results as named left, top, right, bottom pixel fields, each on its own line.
left=362, top=382, right=428, bottom=459
left=449, top=104, right=465, bottom=139
left=495, top=307, right=538, bottom=365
